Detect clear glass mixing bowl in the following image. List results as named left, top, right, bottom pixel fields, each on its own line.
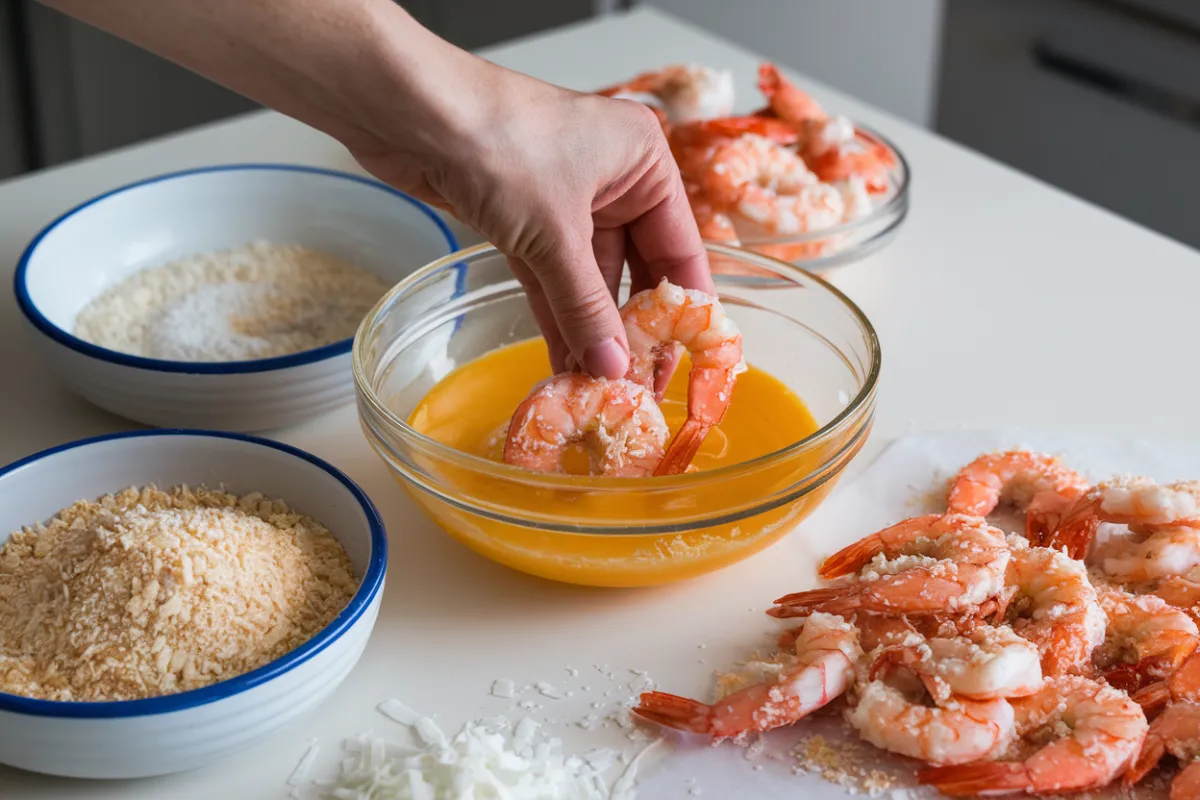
left=353, top=243, right=880, bottom=587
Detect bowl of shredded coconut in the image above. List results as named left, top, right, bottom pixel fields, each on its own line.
left=0, top=429, right=387, bottom=779
left=13, top=164, right=458, bottom=432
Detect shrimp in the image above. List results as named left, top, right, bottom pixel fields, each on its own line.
left=1001, top=538, right=1106, bottom=676
left=1094, top=584, right=1199, bottom=693
left=596, top=64, right=734, bottom=124
left=620, top=280, right=745, bottom=476
left=918, top=676, right=1148, bottom=796
left=870, top=624, right=1044, bottom=702
left=1127, top=654, right=1200, bottom=798
left=1127, top=703, right=1200, bottom=800
left=633, top=612, right=860, bottom=740
left=804, top=134, right=897, bottom=195
left=768, top=514, right=1011, bottom=618
left=1094, top=525, right=1200, bottom=585
left=757, top=62, right=827, bottom=126
left=1152, top=576, right=1200, bottom=629
left=502, top=373, right=668, bottom=477
left=701, top=135, right=844, bottom=236
left=945, top=450, right=1090, bottom=545
left=1046, top=477, right=1200, bottom=560
left=847, top=648, right=1017, bottom=766
left=685, top=183, right=740, bottom=246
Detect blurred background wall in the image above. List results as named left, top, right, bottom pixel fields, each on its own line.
left=1, top=0, right=1197, bottom=250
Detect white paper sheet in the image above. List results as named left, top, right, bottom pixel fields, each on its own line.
left=634, top=428, right=1189, bottom=799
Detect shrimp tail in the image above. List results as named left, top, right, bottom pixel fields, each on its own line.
left=653, top=418, right=713, bottom=476
left=1043, top=498, right=1100, bottom=560
left=633, top=691, right=713, bottom=734
left=1125, top=734, right=1166, bottom=786
left=768, top=587, right=851, bottom=618
left=1132, top=680, right=1172, bottom=712
left=918, top=762, right=1032, bottom=796
left=818, top=536, right=884, bottom=579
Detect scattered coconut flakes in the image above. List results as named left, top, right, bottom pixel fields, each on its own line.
left=492, top=679, right=516, bottom=699
left=377, top=699, right=422, bottom=726
left=287, top=739, right=320, bottom=786
left=536, top=681, right=565, bottom=699
left=610, top=737, right=664, bottom=800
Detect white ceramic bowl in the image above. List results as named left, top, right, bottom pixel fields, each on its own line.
left=0, top=430, right=387, bottom=779
left=14, top=164, right=459, bottom=432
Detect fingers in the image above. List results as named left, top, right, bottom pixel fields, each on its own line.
left=625, top=164, right=715, bottom=295
left=506, top=256, right=571, bottom=373
left=521, top=231, right=631, bottom=380
left=592, top=226, right=627, bottom=303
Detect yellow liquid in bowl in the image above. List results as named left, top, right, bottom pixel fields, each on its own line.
left=402, top=339, right=857, bottom=587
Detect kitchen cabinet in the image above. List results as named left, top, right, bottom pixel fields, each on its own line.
left=936, top=0, right=1200, bottom=251
left=3, top=0, right=594, bottom=179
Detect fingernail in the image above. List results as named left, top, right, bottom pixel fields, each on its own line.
left=583, top=337, right=629, bottom=379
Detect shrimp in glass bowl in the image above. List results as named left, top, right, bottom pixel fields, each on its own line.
left=597, top=61, right=910, bottom=273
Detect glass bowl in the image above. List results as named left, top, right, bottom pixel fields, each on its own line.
left=702, top=124, right=910, bottom=275
left=352, top=243, right=881, bottom=588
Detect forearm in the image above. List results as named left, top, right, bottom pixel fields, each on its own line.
left=39, top=0, right=479, bottom=154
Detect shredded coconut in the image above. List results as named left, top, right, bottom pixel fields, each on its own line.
left=0, top=484, right=358, bottom=701
left=295, top=699, right=659, bottom=800
left=73, top=241, right=389, bottom=362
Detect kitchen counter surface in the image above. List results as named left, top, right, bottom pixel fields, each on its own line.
left=1, top=7, right=1198, bottom=798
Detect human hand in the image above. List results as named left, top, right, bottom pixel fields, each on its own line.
left=350, top=61, right=714, bottom=379
left=38, top=0, right=713, bottom=379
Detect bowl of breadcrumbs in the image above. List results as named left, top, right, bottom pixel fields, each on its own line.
left=13, top=163, right=459, bottom=432
left=0, top=429, right=387, bottom=779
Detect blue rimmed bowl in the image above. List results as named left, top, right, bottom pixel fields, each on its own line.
left=0, top=430, right=387, bottom=779
left=14, top=164, right=459, bottom=432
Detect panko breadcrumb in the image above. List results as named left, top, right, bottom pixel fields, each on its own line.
left=0, top=484, right=358, bottom=701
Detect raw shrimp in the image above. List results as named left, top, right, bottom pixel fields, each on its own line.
left=1046, top=477, right=1200, bottom=560
left=847, top=649, right=1017, bottom=766
left=918, top=676, right=1148, bottom=796
left=1001, top=538, right=1106, bottom=676
left=620, top=279, right=745, bottom=476
left=945, top=450, right=1089, bottom=544
left=596, top=64, right=734, bottom=124
left=701, top=135, right=845, bottom=236
left=502, top=373, right=668, bottom=477
left=870, top=623, right=1044, bottom=702
left=1095, top=584, right=1199, bottom=693
left=634, top=612, right=860, bottom=740
left=768, top=514, right=1011, bottom=618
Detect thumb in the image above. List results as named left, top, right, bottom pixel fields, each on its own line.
left=524, top=230, right=630, bottom=380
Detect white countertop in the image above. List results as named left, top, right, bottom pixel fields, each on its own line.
left=1, top=7, right=1197, bottom=798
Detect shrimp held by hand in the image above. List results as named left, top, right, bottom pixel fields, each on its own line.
left=634, top=612, right=859, bottom=740
left=621, top=280, right=745, bottom=476
left=502, top=374, right=668, bottom=477
left=918, top=676, right=1148, bottom=796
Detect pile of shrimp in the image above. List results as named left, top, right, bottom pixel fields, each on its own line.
left=595, top=63, right=898, bottom=263
left=634, top=449, right=1200, bottom=799
left=502, top=279, right=745, bottom=478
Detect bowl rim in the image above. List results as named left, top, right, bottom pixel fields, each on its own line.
left=353, top=241, right=882, bottom=489
left=729, top=122, right=911, bottom=246
left=0, top=428, right=388, bottom=719
left=12, top=163, right=460, bottom=375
